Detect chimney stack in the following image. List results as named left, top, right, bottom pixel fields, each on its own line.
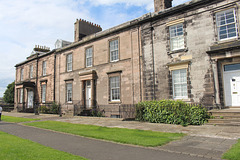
left=74, top=19, right=102, bottom=42
left=154, top=0, right=173, bottom=12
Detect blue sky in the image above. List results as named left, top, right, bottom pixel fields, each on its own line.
left=0, top=0, right=189, bottom=97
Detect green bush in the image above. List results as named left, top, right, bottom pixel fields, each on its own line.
left=136, top=100, right=209, bottom=126
left=39, top=106, right=50, bottom=113
left=50, top=102, right=59, bottom=114
left=39, top=102, right=59, bottom=114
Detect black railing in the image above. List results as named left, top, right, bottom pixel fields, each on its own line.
left=1, top=104, right=14, bottom=112
left=74, top=103, right=136, bottom=119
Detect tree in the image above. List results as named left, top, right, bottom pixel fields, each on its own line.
left=3, top=81, right=15, bottom=103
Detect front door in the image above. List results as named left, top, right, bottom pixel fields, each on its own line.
left=86, top=80, right=91, bottom=108
left=27, top=90, right=34, bottom=108
left=223, top=63, right=240, bottom=107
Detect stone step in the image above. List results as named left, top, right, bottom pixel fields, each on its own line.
left=209, top=109, right=240, bottom=117
left=207, top=122, right=240, bottom=126
left=208, top=118, right=240, bottom=124
left=213, top=115, right=240, bottom=119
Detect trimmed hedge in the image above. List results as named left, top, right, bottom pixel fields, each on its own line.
left=136, top=100, right=209, bottom=126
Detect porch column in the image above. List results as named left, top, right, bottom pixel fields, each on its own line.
left=91, top=79, right=95, bottom=107
left=212, top=59, right=221, bottom=108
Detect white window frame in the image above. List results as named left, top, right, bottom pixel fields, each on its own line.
left=170, top=23, right=184, bottom=51
left=42, top=61, right=47, bottom=76
left=216, top=8, right=238, bottom=41
left=172, top=69, right=188, bottom=99
left=86, top=47, right=93, bottom=67
left=110, top=76, right=120, bottom=101
left=20, top=68, right=24, bottom=81
left=42, top=84, right=46, bottom=103
left=109, top=39, right=119, bottom=62
left=66, top=83, right=72, bottom=103
left=67, top=54, right=73, bottom=72
left=30, top=65, right=33, bottom=78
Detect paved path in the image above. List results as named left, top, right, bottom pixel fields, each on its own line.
left=2, top=112, right=240, bottom=159
left=0, top=122, right=210, bottom=160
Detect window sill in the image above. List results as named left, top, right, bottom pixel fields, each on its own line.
left=110, top=60, right=119, bottom=63
left=108, top=101, right=121, bottom=104
left=173, top=98, right=190, bottom=102
left=168, top=48, right=188, bottom=55
left=216, top=37, right=238, bottom=44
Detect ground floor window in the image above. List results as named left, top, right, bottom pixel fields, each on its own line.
left=19, top=88, right=23, bottom=103
left=66, top=83, right=72, bottom=103
left=41, top=84, right=46, bottom=103
left=110, top=76, right=120, bottom=101
left=172, top=69, right=188, bottom=99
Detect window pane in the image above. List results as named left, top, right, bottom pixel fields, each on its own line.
left=110, top=40, right=119, bottom=62
left=67, top=54, right=72, bottom=71
left=224, top=63, right=240, bottom=72
left=67, top=83, right=72, bottom=102
left=172, top=69, right=187, bottom=99
left=216, top=9, right=237, bottom=40
left=42, top=84, right=46, bottom=103
left=86, top=48, right=93, bottom=67
left=110, top=76, right=120, bottom=101
left=170, top=24, right=184, bottom=51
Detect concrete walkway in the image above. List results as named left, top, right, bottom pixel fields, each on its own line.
left=1, top=112, right=240, bottom=159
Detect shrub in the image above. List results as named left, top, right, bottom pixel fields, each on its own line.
left=39, top=106, right=50, bottom=113
left=50, top=102, right=59, bottom=114
left=135, top=100, right=209, bottom=126
left=39, top=102, right=59, bottom=114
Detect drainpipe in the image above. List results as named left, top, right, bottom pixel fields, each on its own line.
left=138, top=25, right=143, bottom=102
left=151, top=24, right=156, bottom=100
left=54, top=53, right=56, bottom=102
left=34, top=54, right=39, bottom=115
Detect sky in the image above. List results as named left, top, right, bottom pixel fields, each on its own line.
left=0, top=0, right=189, bottom=97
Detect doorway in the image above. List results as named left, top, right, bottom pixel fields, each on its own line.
left=85, top=80, right=91, bottom=108
left=223, top=63, right=240, bottom=107
left=27, top=90, right=34, bottom=108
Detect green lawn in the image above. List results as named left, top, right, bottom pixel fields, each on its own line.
left=25, top=121, right=184, bottom=147
left=1, top=115, right=40, bottom=123
left=222, top=139, right=240, bottom=160
left=0, top=131, right=87, bottom=160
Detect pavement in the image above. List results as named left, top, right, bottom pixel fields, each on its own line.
left=1, top=112, right=240, bottom=160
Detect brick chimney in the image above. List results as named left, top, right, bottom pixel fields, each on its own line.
left=154, top=0, right=173, bottom=12
left=74, top=19, right=102, bottom=42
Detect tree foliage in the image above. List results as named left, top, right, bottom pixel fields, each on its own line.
left=3, top=81, right=15, bottom=103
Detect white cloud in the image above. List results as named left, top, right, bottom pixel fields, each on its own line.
left=0, top=0, right=189, bottom=97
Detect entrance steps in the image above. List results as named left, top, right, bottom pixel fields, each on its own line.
left=208, top=108, right=240, bottom=126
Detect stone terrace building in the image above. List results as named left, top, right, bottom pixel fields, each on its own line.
left=14, top=0, right=240, bottom=116
left=142, top=0, right=240, bottom=108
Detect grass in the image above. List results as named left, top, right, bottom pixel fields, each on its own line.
left=1, top=115, right=40, bottom=123
left=25, top=121, right=184, bottom=147
left=0, top=131, right=87, bottom=160
left=222, top=139, right=240, bottom=160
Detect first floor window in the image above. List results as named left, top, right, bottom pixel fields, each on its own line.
left=20, top=68, right=24, bottom=81
left=86, top=47, right=93, bottom=67
left=67, top=54, right=72, bottom=72
left=30, top=65, right=33, bottom=78
left=110, top=39, right=119, bottom=62
left=170, top=23, right=184, bottom=51
left=216, top=8, right=237, bottom=41
left=19, top=88, right=23, bottom=103
left=110, top=76, right=120, bottom=101
left=172, top=69, right=188, bottom=99
left=66, top=83, right=72, bottom=102
left=42, top=61, right=47, bottom=76
left=42, top=84, right=46, bottom=103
